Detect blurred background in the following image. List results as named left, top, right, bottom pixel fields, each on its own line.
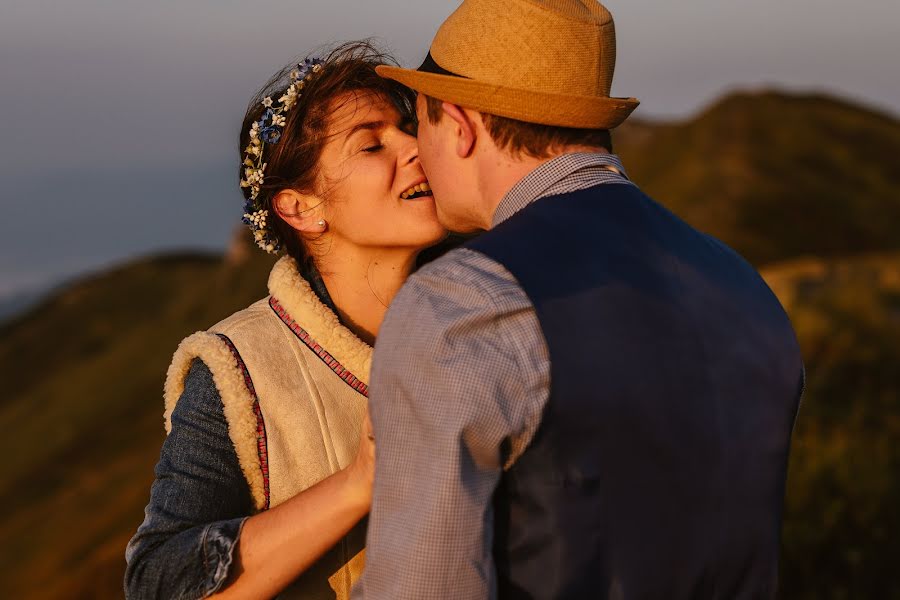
left=1, top=0, right=898, bottom=597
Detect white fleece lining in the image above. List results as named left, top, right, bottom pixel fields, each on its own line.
left=267, top=256, right=372, bottom=385
left=161, top=257, right=373, bottom=514
left=163, top=332, right=268, bottom=512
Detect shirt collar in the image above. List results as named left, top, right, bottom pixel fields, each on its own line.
left=492, top=152, right=629, bottom=227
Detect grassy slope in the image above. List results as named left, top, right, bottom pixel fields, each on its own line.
left=0, top=245, right=275, bottom=599
left=763, top=254, right=900, bottom=599
left=616, top=91, right=900, bottom=265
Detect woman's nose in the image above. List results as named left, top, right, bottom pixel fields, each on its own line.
left=399, top=130, right=420, bottom=167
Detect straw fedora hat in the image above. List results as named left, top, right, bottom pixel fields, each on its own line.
left=377, top=0, right=639, bottom=130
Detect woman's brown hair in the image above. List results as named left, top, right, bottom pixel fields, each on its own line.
left=238, top=41, right=416, bottom=268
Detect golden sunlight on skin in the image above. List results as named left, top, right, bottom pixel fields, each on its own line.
left=413, top=93, right=483, bottom=232
left=414, top=93, right=570, bottom=234
left=275, top=90, right=446, bottom=345
left=318, top=91, right=444, bottom=252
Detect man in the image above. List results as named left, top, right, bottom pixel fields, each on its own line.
left=355, top=1, right=804, bottom=598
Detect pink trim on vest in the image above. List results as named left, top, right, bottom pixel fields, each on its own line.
left=269, top=296, right=370, bottom=398
left=216, top=333, right=271, bottom=510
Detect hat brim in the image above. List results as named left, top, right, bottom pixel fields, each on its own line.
left=377, top=65, right=639, bottom=130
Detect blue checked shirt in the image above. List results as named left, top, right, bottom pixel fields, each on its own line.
left=354, top=153, right=633, bottom=600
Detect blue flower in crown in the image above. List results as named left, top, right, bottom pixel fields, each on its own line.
left=257, top=108, right=286, bottom=143
left=293, top=57, right=324, bottom=82
left=260, top=126, right=282, bottom=144
left=241, top=200, right=256, bottom=225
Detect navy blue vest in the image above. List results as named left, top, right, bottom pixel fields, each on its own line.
left=466, top=183, right=803, bottom=600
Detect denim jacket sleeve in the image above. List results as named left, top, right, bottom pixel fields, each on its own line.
left=125, top=359, right=255, bottom=599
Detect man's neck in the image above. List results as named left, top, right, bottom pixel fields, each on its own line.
left=475, top=146, right=608, bottom=230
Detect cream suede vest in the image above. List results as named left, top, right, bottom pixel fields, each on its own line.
left=163, top=256, right=372, bottom=599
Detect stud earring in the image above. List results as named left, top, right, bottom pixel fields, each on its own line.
left=317, top=219, right=327, bottom=229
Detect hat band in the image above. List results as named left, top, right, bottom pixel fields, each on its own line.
left=417, top=52, right=469, bottom=79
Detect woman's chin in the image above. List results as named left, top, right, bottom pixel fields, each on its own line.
left=404, top=199, right=443, bottom=226
left=401, top=227, right=449, bottom=252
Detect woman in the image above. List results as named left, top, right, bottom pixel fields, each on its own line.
left=124, top=42, right=445, bottom=599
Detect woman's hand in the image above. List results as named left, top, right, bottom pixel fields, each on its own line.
left=343, top=405, right=375, bottom=510
left=215, top=405, right=376, bottom=598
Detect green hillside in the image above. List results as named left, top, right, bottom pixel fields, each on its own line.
left=1, top=90, right=898, bottom=598
left=764, top=254, right=900, bottom=599
left=0, top=240, right=275, bottom=599
left=616, top=90, right=900, bottom=265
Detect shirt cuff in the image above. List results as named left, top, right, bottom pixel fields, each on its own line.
left=197, top=516, right=248, bottom=598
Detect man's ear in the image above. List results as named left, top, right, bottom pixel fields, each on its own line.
left=441, top=102, right=477, bottom=159
left=273, top=189, right=327, bottom=234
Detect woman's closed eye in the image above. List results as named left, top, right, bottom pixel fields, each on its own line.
left=362, top=143, right=384, bottom=153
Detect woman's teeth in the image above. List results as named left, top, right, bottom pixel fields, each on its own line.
left=400, top=182, right=432, bottom=199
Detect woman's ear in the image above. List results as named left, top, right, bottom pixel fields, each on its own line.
left=273, top=189, right=328, bottom=234
left=441, top=102, right=477, bottom=159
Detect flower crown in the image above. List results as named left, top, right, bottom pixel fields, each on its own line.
left=240, top=57, right=325, bottom=253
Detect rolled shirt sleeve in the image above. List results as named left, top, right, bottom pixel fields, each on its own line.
left=354, top=248, right=550, bottom=600
left=125, top=360, right=254, bottom=599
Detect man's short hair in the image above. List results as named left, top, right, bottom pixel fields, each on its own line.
left=424, top=95, right=612, bottom=158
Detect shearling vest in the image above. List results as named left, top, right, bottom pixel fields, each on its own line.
left=163, top=256, right=371, bottom=600
left=467, top=183, right=804, bottom=599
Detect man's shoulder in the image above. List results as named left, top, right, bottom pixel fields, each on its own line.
left=415, top=245, right=504, bottom=277
left=380, top=247, right=533, bottom=342
left=401, top=246, right=528, bottom=309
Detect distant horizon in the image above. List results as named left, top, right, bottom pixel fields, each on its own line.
left=2, top=0, right=898, bottom=303
left=1, top=83, right=897, bottom=306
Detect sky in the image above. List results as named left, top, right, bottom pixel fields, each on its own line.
left=0, top=0, right=898, bottom=300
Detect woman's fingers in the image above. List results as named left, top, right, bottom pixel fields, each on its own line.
left=364, top=409, right=375, bottom=442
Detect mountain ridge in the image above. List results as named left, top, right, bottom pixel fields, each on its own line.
left=615, top=88, right=900, bottom=265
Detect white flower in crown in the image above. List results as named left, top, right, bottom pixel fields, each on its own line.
left=251, top=164, right=266, bottom=184
left=244, top=166, right=262, bottom=186
left=279, top=85, right=298, bottom=110
left=271, top=114, right=286, bottom=127
left=245, top=209, right=269, bottom=227
left=261, top=96, right=273, bottom=108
